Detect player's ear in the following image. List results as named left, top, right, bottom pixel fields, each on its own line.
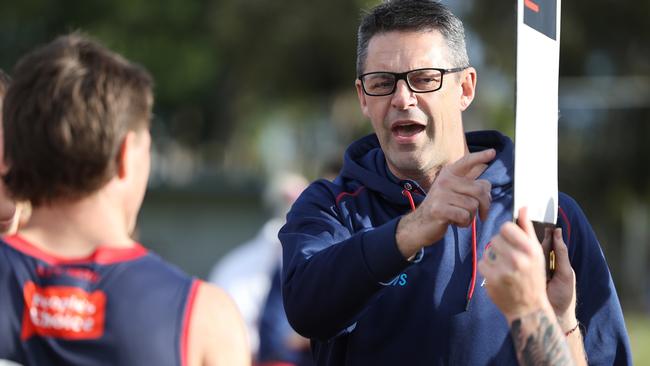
left=116, top=132, right=135, bottom=179
left=459, top=67, right=477, bottom=111
left=355, top=79, right=370, bottom=118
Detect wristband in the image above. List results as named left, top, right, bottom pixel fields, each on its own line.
left=564, top=322, right=579, bottom=337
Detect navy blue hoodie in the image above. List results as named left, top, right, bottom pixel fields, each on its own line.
left=280, top=131, right=631, bottom=365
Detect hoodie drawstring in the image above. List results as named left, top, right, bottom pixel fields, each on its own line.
left=402, top=188, right=416, bottom=212
left=466, top=217, right=477, bottom=311
left=401, top=188, right=478, bottom=312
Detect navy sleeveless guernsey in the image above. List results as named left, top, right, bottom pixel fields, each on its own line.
left=0, top=234, right=199, bottom=366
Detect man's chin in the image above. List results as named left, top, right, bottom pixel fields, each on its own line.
left=387, top=154, right=427, bottom=177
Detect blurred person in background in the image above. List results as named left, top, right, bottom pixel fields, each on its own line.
left=208, top=172, right=308, bottom=361
left=278, top=0, right=630, bottom=365
left=256, top=160, right=342, bottom=366
left=0, top=34, right=249, bottom=366
left=257, top=268, right=313, bottom=366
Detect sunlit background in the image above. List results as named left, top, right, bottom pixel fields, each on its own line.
left=1, top=0, right=648, bottom=362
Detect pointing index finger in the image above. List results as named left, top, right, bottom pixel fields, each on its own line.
left=449, top=149, right=496, bottom=179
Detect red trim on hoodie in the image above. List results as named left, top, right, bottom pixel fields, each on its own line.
left=335, top=186, right=365, bottom=206
left=557, top=206, right=571, bottom=246
left=3, top=234, right=148, bottom=266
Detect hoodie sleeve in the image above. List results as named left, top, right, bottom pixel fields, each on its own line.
left=558, top=193, right=632, bottom=365
left=279, top=182, right=412, bottom=341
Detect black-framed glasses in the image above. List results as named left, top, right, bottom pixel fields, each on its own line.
left=358, top=66, right=468, bottom=96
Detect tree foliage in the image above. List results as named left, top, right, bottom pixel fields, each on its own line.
left=1, top=2, right=648, bottom=299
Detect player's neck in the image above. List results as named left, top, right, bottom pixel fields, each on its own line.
left=18, top=192, right=134, bottom=258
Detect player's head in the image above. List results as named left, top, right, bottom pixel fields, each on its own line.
left=2, top=33, right=153, bottom=208
left=356, top=0, right=469, bottom=76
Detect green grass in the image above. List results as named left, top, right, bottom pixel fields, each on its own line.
left=626, top=312, right=650, bottom=365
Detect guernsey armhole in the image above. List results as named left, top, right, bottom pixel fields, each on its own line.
left=180, top=279, right=201, bottom=366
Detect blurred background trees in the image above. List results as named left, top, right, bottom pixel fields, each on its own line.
left=0, top=0, right=648, bottom=337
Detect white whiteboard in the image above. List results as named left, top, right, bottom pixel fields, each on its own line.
left=514, top=0, right=561, bottom=224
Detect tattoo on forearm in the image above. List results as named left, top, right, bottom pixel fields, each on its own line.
left=511, top=310, right=573, bottom=366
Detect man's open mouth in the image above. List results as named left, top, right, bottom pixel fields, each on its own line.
left=392, top=123, right=426, bottom=137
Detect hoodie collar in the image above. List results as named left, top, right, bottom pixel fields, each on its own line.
left=340, top=131, right=514, bottom=205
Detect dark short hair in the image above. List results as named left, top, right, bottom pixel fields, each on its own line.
left=2, top=33, right=153, bottom=206
left=356, top=0, right=469, bottom=75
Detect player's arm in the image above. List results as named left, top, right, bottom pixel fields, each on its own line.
left=509, top=306, right=574, bottom=366
left=479, top=208, right=585, bottom=366
left=541, top=227, right=586, bottom=365
left=189, top=282, right=251, bottom=366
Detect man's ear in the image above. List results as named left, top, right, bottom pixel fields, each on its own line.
left=355, top=79, right=370, bottom=118
left=459, top=67, right=477, bottom=111
left=116, top=132, right=135, bottom=180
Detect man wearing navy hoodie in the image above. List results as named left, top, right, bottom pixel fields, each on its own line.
left=279, top=0, right=632, bottom=365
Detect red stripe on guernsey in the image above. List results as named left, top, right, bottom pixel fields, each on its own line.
left=335, top=186, right=365, bottom=206
left=2, top=234, right=148, bottom=265
left=557, top=206, right=571, bottom=246
left=181, top=279, right=200, bottom=366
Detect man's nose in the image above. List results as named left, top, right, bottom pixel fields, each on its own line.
left=391, top=80, right=417, bottom=110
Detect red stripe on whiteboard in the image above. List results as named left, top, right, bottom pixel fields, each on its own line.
left=525, top=0, right=540, bottom=12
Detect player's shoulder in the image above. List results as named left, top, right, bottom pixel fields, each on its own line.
left=0, top=238, right=9, bottom=255
left=192, top=282, right=241, bottom=327
left=130, top=248, right=193, bottom=279
left=195, top=282, right=232, bottom=305
left=187, top=282, right=250, bottom=366
left=0, top=239, right=12, bottom=276
left=0, top=237, right=29, bottom=271
left=0, top=237, right=18, bottom=255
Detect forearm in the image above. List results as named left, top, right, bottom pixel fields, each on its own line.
left=555, top=310, right=587, bottom=366
left=395, top=210, right=447, bottom=259
left=508, top=305, right=574, bottom=366
left=564, top=323, right=587, bottom=366
left=283, top=249, right=382, bottom=339
left=282, top=221, right=409, bottom=339
left=395, top=211, right=427, bottom=259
